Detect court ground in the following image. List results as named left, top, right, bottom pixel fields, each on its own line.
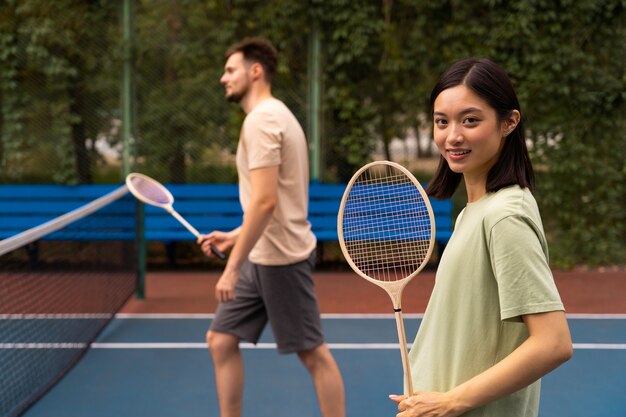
left=121, top=267, right=626, bottom=315
left=20, top=268, right=626, bottom=417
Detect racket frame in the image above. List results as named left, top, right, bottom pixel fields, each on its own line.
left=337, top=160, right=436, bottom=395
left=125, top=173, right=226, bottom=259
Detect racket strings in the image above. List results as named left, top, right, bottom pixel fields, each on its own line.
left=341, top=166, right=433, bottom=282
left=127, top=175, right=172, bottom=206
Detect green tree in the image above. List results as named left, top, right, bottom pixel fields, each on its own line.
left=0, top=0, right=119, bottom=184
left=1, top=0, right=623, bottom=266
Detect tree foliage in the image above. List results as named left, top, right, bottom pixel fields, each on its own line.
left=0, top=0, right=623, bottom=266
left=0, top=0, right=120, bottom=183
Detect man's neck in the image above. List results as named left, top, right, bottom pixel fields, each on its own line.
left=240, top=86, right=273, bottom=114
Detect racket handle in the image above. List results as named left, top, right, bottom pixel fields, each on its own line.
left=209, top=244, right=226, bottom=260
left=394, top=309, right=414, bottom=396
left=169, top=209, right=226, bottom=260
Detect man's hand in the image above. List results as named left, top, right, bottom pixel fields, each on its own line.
left=214, top=266, right=240, bottom=302
left=197, top=230, right=241, bottom=302
left=197, top=230, right=236, bottom=258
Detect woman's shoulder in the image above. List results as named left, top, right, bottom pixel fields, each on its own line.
left=482, top=185, right=541, bottom=227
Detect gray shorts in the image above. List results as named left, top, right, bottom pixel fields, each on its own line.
left=210, top=251, right=324, bottom=354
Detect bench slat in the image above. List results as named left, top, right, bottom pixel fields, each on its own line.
left=0, top=184, right=453, bottom=249
left=167, top=184, right=240, bottom=199
left=0, top=201, right=135, bottom=215
left=0, top=185, right=122, bottom=199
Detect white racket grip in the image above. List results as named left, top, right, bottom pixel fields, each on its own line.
left=168, top=208, right=201, bottom=238
left=394, top=309, right=414, bottom=396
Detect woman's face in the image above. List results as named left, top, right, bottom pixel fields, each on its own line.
left=433, top=85, right=510, bottom=184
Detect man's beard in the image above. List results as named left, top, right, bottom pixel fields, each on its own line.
left=225, top=84, right=248, bottom=103
left=225, top=91, right=244, bottom=103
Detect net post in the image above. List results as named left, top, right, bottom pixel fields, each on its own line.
left=121, top=0, right=143, bottom=298
left=307, top=25, right=322, bottom=183
left=121, top=0, right=134, bottom=177
left=135, top=200, right=146, bottom=299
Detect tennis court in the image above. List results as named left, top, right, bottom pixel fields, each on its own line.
left=10, top=270, right=626, bottom=417
left=1, top=3, right=624, bottom=416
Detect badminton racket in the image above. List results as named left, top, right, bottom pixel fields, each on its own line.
left=337, top=160, right=435, bottom=395
left=125, top=172, right=226, bottom=260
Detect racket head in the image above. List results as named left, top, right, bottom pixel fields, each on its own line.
left=125, top=173, right=175, bottom=209
left=337, top=160, right=436, bottom=286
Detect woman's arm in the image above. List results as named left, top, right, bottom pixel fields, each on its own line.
left=447, top=310, right=572, bottom=413
left=392, top=310, right=572, bottom=417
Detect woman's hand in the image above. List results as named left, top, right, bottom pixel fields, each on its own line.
left=389, top=312, right=572, bottom=416
left=389, top=392, right=461, bottom=417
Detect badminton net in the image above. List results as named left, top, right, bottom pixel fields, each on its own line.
left=0, top=185, right=137, bottom=417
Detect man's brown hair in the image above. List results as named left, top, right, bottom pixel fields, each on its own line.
left=226, top=37, right=278, bottom=82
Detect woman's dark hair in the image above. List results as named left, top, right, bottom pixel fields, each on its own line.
left=226, top=37, right=278, bottom=82
left=427, top=58, right=535, bottom=199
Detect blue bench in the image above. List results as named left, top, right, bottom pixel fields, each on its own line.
left=0, top=184, right=452, bottom=261
left=148, top=183, right=347, bottom=243
left=0, top=185, right=137, bottom=242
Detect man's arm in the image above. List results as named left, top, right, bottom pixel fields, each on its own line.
left=214, top=165, right=279, bottom=302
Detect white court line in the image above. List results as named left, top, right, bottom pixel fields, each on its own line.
left=0, top=343, right=626, bottom=350
left=114, top=313, right=428, bottom=319
left=6, top=342, right=626, bottom=350
left=112, top=313, right=626, bottom=320
left=115, top=313, right=424, bottom=320
left=113, top=313, right=426, bottom=319
left=0, top=343, right=87, bottom=349
left=3, top=342, right=625, bottom=350
left=573, top=343, right=626, bottom=350
left=0, top=314, right=112, bottom=320
left=86, top=342, right=626, bottom=350
left=566, top=314, right=626, bottom=319
left=2, top=313, right=623, bottom=320
left=3, top=314, right=624, bottom=350
left=91, top=342, right=207, bottom=349
left=89, top=342, right=402, bottom=350
left=115, top=313, right=215, bottom=319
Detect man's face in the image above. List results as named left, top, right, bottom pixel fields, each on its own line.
left=220, top=52, right=250, bottom=103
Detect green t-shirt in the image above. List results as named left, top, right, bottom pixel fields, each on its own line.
left=408, top=185, right=564, bottom=417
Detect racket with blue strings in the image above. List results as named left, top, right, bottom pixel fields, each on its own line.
left=337, top=160, right=435, bottom=395
left=125, top=173, right=226, bottom=259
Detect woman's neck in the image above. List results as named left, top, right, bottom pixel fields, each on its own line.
left=464, top=175, right=488, bottom=203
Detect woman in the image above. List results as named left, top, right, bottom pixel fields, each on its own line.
left=389, top=58, right=573, bottom=417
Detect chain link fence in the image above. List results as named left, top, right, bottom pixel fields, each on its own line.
left=0, top=1, right=436, bottom=188
left=3, top=1, right=623, bottom=268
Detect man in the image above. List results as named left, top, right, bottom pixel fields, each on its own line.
left=198, top=37, right=346, bottom=417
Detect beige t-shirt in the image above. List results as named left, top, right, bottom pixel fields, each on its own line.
left=408, top=186, right=564, bottom=417
left=236, top=98, right=316, bottom=265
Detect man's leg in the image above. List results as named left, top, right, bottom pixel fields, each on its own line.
left=298, top=344, right=346, bottom=417
left=207, top=330, right=244, bottom=417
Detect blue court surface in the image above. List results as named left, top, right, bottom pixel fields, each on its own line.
left=20, top=314, right=626, bottom=417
